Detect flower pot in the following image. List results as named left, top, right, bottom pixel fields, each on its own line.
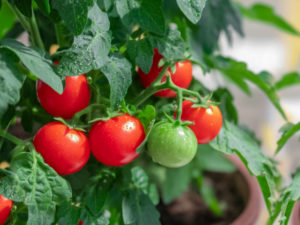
left=292, top=201, right=300, bottom=225
left=159, top=154, right=261, bottom=225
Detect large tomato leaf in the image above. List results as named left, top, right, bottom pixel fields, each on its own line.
left=116, top=0, right=165, bottom=35
left=0, top=49, right=26, bottom=120
left=57, top=3, right=111, bottom=76
left=52, top=0, right=93, bottom=35
left=209, top=120, right=281, bottom=213
left=0, top=38, right=64, bottom=94
left=100, top=53, right=132, bottom=109
left=176, top=0, right=207, bottom=24
left=0, top=150, right=72, bottom=225
left=236, top=3, right=300, bottom=36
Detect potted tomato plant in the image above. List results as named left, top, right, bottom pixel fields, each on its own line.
left=0, top=0, right=300, bottom=225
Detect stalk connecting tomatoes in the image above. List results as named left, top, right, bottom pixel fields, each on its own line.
left=179, top=100, right=223, bottom=144
left=36, top=62, right=90, bottom=119
left=138, top=49, right=192, bottom=98
left=33, top=122, right=90, bottom=175
left=89, top=114, right=145, bottom=167
left=147, top=121, right=197, bottom=168
left=0, top=195, right=13, bottom=225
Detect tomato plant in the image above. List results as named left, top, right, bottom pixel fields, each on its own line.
left=89, top=114, right=145, bottom=167
left=0, top=195, right=13, bottom=225
left=147, top=121, right=197, bottom=168
left=33, top=122, right=90, bottom=175
left=0, top=0, right=299, bottom=225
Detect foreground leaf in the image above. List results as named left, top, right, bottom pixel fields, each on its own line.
left=176, top=0, right=207, bottom=24
left=0, top=38, right=64, bottom=94
left=0, top=50, right=26, bottom=120
left=0, top=1, right=15, bottom=40
left=236, top=3, right=300, bottom=36
left=116, top=0, right=165, bottom=35
left=122, top=189, right=161, bottom=225
left=57, top=3, right=111, bottom=76
left=210, top=120, right=280, bottom=213
left=274, top=72, right=300, bottom=90
left=0, top=150, right=72, bottom=225
left=100, top=53, right=132, bottom=109
left=276, top=122, right=300, bottom=154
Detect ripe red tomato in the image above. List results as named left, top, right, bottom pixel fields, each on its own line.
left=36, top=63, right=90, bottom=119
left=138, top=49, right=192, bottom=98
left=179, top=100, right=223, bottom=144
left=89, top=114, right=145, bottom=166
left=0, top=195, right=13, bottom=225
left=78, top=220, right=83, bottom=225
left=33, top=122, right=90, bottom=175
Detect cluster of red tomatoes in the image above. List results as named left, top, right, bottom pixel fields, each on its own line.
left=0, top=50, right=222, bottom=224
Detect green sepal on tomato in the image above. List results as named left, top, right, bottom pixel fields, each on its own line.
left=138, top=49, right=192, bottom=98
left=33, top=122, right=90, bottom=175
left=36, top=61, right=90, bottom=119
left=89, top=114, right=145, bottom=167
left=147, top=121, right=198, bottom=168
left=0, top=195, right=13, bottom=225
left=178, top=100, right=223, bottom=144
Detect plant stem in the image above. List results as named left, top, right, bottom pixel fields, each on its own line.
left=28, top=9, right=45, bottom=50
left=0, top=129, right=25, bottom=146
left=7, top=3, right=30, bottom=31
left=54, top=23, right=67, bottom=47
left=176, top=89, right=183, bottom=120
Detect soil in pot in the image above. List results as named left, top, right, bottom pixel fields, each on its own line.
left=158, top=171, right=249, bottom=225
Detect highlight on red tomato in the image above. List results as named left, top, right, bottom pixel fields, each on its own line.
left=36, top=62, right=90, bottom=119
left=147, top=121, right=198, bottom=168
left=0, top=195, right=13, bottom=225
left=33, top=122, right=90, bottom=175
left=179, top=100, right=223, bottom=144
left=138, top=49, right=192, bottom=98
left=89, top=114, right=145, bottom=167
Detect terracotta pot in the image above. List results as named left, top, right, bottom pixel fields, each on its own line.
left=227, top=154, right=261, bottom=225
left=292, top=201, right=300, bottom=225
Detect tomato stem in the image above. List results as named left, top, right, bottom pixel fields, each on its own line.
left=28, top=9, right=45, bottom=50
left=0, top=129, right=25, bottom=146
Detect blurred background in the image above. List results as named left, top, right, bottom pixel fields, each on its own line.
left=195, top=0, right=300, bottom=223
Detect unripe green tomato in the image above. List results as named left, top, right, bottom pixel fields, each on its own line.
left=147, top=121, right=198, bottom=168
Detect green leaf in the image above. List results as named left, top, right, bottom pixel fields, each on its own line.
left=162, top=163, right=193, bottom=204
left=57, top=201, right=81, bottom=225
left=0, top=1, right=15, bottom=40
left=197, top=0, right=243, bottom=53
left=209, top=120, right=280, bottom=213
left=131, top=167, right=149, bottom=192
left=116, top=0, right=165, bottom=35
left=135, top=105, right=156, bottom=129
left=236, top=3, right=300, bottom=36
left=149, top=28, right=186, bottom=61
left=0, top=38, right=63, bottom=94
left=206, top=56, right=287, bottom=120
left=35, top=0, right=51, bottom=15
left=52, top=0, right=93, bottom=35
left=274, top=72, right=300, bottom=90
left=57, top=3, right=111, bottom=76
left=9, top=0, right=32, bottom=17
left=0, top=49, right=26, bottom=120
left=176, top=0, right=207, bottom=24
left=276, top=122, right=300, bottom=154
left=0, top=150, right=72, bottom=225
left=80, top=209, right=109, bottom=225
left=122, top=189, right=161, bottom=225
left=84, top=185, right=109, bottom=217
left=127, top=38, right=153, bottom=73
left=100, top=53, right=132, bottom=109
left=196, top=144, right=236, bottom=173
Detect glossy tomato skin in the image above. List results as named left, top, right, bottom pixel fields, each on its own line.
left=0, top=195, right=13, bottom=225
left=89, top=114, right=145, bottom=167
left=36, top=74, right=90, bottom=119
left=180, top=100, right=223, bottom=144
left=138, top=49, right=192, bottom=98
left=33, top=122, right=90, bottom=175
left=147, top=122, right=197, bottom=168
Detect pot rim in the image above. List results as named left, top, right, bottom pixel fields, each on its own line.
left=292, top=201, right=300, bottom=225
left=227, top=154, right=261, bottom=225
